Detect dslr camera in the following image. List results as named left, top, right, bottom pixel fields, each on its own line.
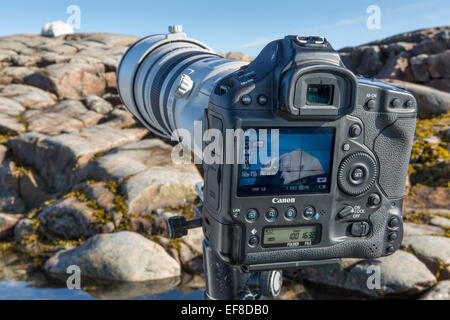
left=118, top=26, right=416, bottom=299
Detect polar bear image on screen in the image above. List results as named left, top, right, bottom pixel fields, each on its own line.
left=260, top=149, right=325, bottom=185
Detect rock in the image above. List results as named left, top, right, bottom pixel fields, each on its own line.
left=25, top=99, right=103, bottom=135
left=410, top=54, right=430, bottom=82
left=182, top=227, right=204, bottom=255
left=0, top=145, right=7, bottom=165
left=429, top=216, right=450, bottom=228
left=429, top=78, right=450, bottom=92
left=301, top=251, right=437, bottom=297
left=44, top=231, right=181, bottom=281
left=41, top=21, right=74, bottom=37
left=0, top=159, right=25, bottom=213
left=403, top=222, right=445, bottom=236
left=420, top=281, right=450, bottom=300
left=25, top=62, right=107, bottom=99
left=382, top=79, right=450, bottom=117
left=338, top=26, right=450, bottom=92
left=0, top=84, right=56, bottom=109
left=404, top=185, right=450, bottom=210
left=225, top=51, right=253, bottom=62
left=402, top=236, right=450, bottom=280
left=427, top=50, right=450, bottom=79
left=38, top=197, right=98, bottom=240
left=0, top=97, right=26, bottom=135
left=76, top=182, right=116, bottom=212
left=102, top=93, right=123, bottom=106
left=7, top=125, right=147, bottom=192
left=67, top=33, right=139, bottom=47
left=14, top=218, right=34, bottom=242
left=121, top=167, right=201, bottom=215
left=179, top=242, right=203, bottom=274
left=17, top=168, right=51, bottom=209
left=100, top=108, right=136, bottom=128
left=83, top=95, right=113, bottom=114
left=0, top=213, right=21, bottom=239
left=101, top=222, right=115, bottom=234
left=0, top=66, right=37, bottom=85
left=129, top=217, right=153, bottom=237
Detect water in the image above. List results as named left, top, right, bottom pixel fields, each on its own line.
left=0, top=249, right=367, bottom=300
left=0, top=249, right=204, bottom=300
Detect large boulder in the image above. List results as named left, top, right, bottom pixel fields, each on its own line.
left=0, top=84, right=56, bottom=109
left=420, top=281, right=450, bottom=300
left=25, top=62, right=107, bottom=99
left=301, top=251, right=437, bottom=297
left=24, top=99, right=103, bottom=135
left=44, top=231, right=181, bottom=281
left=38, top=197, right=98, bottom=240
left=402, top=236, right=450, bottom=280
left=0, top=213, right=21, bottom=239
left=6, top=125, right=147, bottom=193
left=403, top=222, right=445, bottom=236
left=0, top=97, right=26, bottom=135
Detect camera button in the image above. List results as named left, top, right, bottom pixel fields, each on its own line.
left=389, top=217, right=400, bottom=228
left=248, top=236, right=259, bottom=247
left=246, top=209, right=259, bottom=222
left=391, top=98, right=401, bottom=108
left=284, top=207, right=297, bottom=220
left=342, top=143, right=351, bottom=151
left=388, top=232, right=398, bottom=242
left=386, top=246, right=395, bottom=254
left=265, top=208, right=278, bottom=221
left=366, top=99, right=376, bottom=110
left=349, top=124, right=362, bottom=138
left=257, top=95, right=268, bottom=105
left=368, top=193, right=381, bottom=206
left=303, top=206, right=315, bottom=219
left=241, top=94, right=252, bottom=105
left=351, top=167, right=366, bottom=182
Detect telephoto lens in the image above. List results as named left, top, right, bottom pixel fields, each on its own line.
left=117, top=25, right=246, bottom=153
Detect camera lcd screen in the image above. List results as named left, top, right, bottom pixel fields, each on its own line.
left=263, top=225, right=320, bottom=247
left=306, top=84, right=334, bottom=105
left=237, top=127, right=334, bottom=196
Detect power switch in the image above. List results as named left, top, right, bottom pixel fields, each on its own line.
left=338, top=206, right=354, bottom=219
left=350, top=221, right=370, bottom=237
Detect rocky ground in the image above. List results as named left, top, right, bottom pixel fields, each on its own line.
left=0, top=27, right=449, bottom=300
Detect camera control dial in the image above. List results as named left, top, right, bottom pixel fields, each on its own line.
left=338, top=152, right=377, bottom=196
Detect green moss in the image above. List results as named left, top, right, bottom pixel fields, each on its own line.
left=168, top=238, right=181, bottom=250
left=27, top=207, right=42, bottom=219
left=18, top=113, right=29, bottom=131
left=105, top=180, right=119, bottom=194
left=409, top=112, right=450, bottom=187
left=0, top=133, right=11, bottom=144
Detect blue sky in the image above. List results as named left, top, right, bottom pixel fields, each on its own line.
left=0, top=0, right=448, bottom=56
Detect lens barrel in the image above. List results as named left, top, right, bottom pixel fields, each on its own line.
left=117, top=27, right=246, bottom=146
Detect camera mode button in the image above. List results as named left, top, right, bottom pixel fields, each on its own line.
left=284, top=207, right=297, bottom=220
left=303, top=206, right=315, bottom=219
left=246, top=209, right=259, bottom=222
left=349, top=124, right=362, bottom=138
left=248, top=236, right=259, bottom=247
left=265, top=208, right=278, bottom=221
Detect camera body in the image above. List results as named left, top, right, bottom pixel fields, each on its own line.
left=201, top=36, right=417, bottom=268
